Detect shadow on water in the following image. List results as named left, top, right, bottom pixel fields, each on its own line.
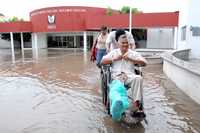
left=0, top=49, right=199, bottom=133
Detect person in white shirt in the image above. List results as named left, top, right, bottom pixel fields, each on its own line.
left=105, top=29, right=135, bottom=53
left=101, top=33, right=147, bottom=112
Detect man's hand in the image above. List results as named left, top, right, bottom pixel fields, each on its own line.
left=122, top=53, right=147, bottom=66
left=113, top=55, right=123, bottom=62
left=122, top=52, right=130, bottom=61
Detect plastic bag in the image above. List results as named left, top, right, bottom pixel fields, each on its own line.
left=109, top=80, right=129, bottom=121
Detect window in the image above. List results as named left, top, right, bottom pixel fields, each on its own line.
left=191, top=26, right=200, bottom=36
left=181, top=26, right=186, bottom=41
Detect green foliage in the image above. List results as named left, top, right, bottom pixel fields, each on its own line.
left=0, top=17, right=6, bottom=22
left=120, top=6, right=142, bottom=14
left=12, top=16, right=18, bottom=22
left=120, top=6, right=130, bottom=14
left=0, top=16, right=24, bottom=22
left=106, top=6, right=113, bottom=16
left=105, top=6, right=142, bottom=16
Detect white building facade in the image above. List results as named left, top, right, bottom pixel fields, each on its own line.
left=177, top=0, right=200, bottom=59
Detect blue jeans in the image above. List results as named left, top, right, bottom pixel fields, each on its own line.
left=96, top=49, right=106, bottom=66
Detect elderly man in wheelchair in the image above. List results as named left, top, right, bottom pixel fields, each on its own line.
left=100, top=33, right=147, bottom=122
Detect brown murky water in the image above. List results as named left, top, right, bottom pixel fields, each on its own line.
left=0, top=49, right=200, bottom=133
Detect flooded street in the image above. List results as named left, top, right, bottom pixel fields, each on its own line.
left=0, top=49, right=200, bottom=133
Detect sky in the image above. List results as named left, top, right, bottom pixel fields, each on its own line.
left=0, top=0, right=184, bottom=20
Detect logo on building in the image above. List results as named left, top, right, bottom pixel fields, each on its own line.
left=48, top=15, right=55, bottom=24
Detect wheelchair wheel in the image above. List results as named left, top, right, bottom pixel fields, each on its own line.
left=106, top=88, right=110, bottom=115
left=100, top=68, right=108, bottom=106
left=100, top=65, right=111, bottom=115
left=105, top=68, right=111, bottom=115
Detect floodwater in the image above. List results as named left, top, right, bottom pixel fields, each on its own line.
left=0, top=49, right=200, bottom=133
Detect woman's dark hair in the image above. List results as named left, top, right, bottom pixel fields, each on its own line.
left=115, top=29, right=126, bottom=41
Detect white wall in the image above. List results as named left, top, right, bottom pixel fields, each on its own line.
left=147, top=28, right=174, bottom=49
left=189, top=31, right=200, bottom=58
left=177, top=0, right=189, bottom=50
left=187, top=0, right=200, bottom=58
left=163, top=60, right=200, bottom=104
left=177, top=0, right=200, bottom=58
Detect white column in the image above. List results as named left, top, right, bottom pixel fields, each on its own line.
left=10, top=32, right=15, bottom=62
left=129, top=6, right=132, bottom=32
left=20, top=32, right=25, bottom=57
left=83, top=52, right=88, bottom=65
left=34, top=33, right=38, bottom=50
left=83, top=31, right=87, bottom=52
left=32, top=33, right=38, bottom=60
left=35, top=33, right=47, bottom=49
left=74, top=35, right=77, bottom=48
left=61, top=36, right=63, bottom=48
left=173, top=27, right=178, bottom=49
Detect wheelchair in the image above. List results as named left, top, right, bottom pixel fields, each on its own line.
left=100, top=64, right=147, bottom=124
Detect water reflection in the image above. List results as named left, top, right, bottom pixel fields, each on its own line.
left=0, top=49, right=199, bottom=133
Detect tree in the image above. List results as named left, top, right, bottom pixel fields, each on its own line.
left=0, top=16, right=24, bottom=22
left=106, top=6, right=113, bottom=16
left=105, top=6, right=142, bottom=16
left=11, top=16, right=18, bottom=22
left=120, top=6, right=142, bottom=14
